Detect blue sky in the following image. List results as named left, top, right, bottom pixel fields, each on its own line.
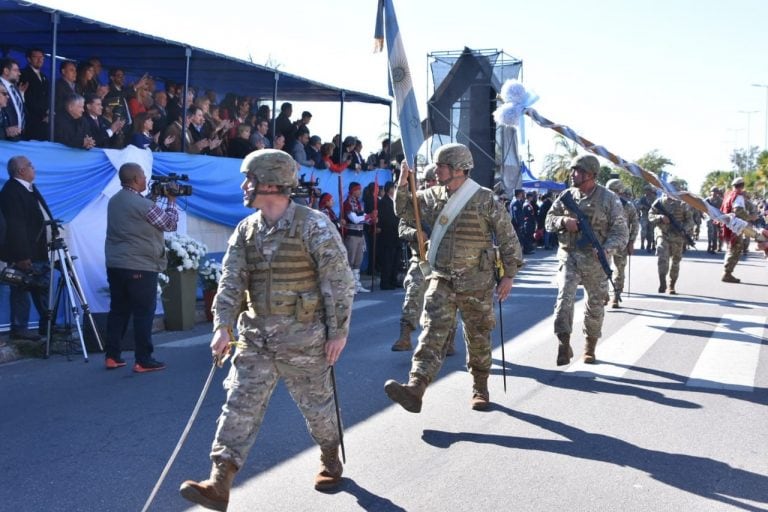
left=32, top=0, right=768, bottom=191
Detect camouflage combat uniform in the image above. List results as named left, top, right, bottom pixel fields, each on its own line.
left=209, top=202, right=355, bottom=468
left=394, top=179, right=523, bottom=384
left=611, top=197, right=639, bottom=299
left=545, top=185, right=628, bottom=340
left=648, top=196, right=693, bottom=292
left=398, top=218, right=428, bottom=332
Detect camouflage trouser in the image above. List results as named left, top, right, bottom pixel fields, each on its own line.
left=639, top=218, right=650, bottom=247
left=210, top=332, right=338, bottom=468
left=723, top=235, right=744, bottom=274
left=554, top=254, right=608, bottom=339
left=707, top=221, right=718, bottom=247
left=656, top=235, right=684, bottom=282
left=410, top=277, right=494, bottom=383
left=611, top=250, right=629, bottom=293
left=400, top=260, right=426, bottom=329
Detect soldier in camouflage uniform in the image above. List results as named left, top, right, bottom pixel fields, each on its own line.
left=605, top=179, right=640, bottom=308
left=391, top=165, right=457, bottom=355
left=648, top=184, right=694, bottom=294
left=720, top=177, right=758, bottom=283
left=705, top=186, right=723, bottom=254
left=384, top=143, right=523, bottom=413
left=545, top=155, right=628, bottom=366
left=635, top=186, right=656, bottom=252
left=180, top=150, right=355, bottom=511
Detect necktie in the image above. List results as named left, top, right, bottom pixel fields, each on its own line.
left=10, top=84, right=24, bottom=129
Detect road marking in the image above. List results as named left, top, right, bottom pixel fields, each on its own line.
left=686, top=314, right=765, bottom=392
left=565, top=310, right=682, bottom=378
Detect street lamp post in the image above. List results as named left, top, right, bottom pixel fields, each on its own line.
left=752, top=83, right=768, bottom=150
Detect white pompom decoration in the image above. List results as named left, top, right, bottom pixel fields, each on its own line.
left=500, top=79, right=527, bottom=105
left=493, top=103, right=523, bottom=127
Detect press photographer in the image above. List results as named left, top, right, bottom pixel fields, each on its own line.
left=104, top=162, right=178, bottom=372
left=0, top=155, right=52, bottom=341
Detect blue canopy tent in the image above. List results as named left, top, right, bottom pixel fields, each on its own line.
left=520, top=162, right=567, bottom=191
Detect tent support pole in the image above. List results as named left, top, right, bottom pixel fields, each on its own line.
left=48, top=11, right=59, bottom=141
left=181, top=47, right=191, bottom=152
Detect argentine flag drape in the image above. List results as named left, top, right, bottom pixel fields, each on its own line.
left=374, top=0, right=424, bottom=165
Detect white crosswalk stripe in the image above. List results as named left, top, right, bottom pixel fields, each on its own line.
left=686, top=314, right=766, bottom=392
left=565, top=310, right=682, bottom=378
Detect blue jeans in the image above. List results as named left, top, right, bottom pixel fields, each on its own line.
left=10, top=261, right=49, bottom=333
left=105, top=268, right=158, bottom=363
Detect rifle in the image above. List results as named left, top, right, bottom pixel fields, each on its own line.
left=559, top=191, right=620, bottom=299
left=494, top=246, right=507, bottom=393
left=652, top=200, right=696, bottom=248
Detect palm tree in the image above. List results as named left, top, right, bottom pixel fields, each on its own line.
left=541, top=134, right=579, bottom=183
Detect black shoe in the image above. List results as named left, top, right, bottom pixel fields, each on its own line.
left=133, top=359, right=166, bottom=373
left=10, top=329, right=41, bottom=342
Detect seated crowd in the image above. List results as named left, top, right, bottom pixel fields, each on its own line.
left=1, top=53, right=391, bottom=171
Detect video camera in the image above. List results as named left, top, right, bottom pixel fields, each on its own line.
left=149, top=173, right=193, bottom=197
left=291, top=174, right=321, bottom=199
left=0, top=265, right=50, bottom=290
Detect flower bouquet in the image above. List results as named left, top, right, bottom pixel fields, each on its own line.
left=199, top=259, right=222, bottom=292
left=165, top=233, right=207, bottom=272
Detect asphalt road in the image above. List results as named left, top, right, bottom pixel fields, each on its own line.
left=1, top=243, right=766, bottom=512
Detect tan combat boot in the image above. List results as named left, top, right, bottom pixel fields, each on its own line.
left=179, top=460, right=238, bottom=512
left=721, top=272, right=740, bottom=283
left=658, top=273, right=666, bottom=293
left=611, top=292, right=621, bottom=308
left=668, top=279, right=677, bottom=295
left=314, top=445, right=343, bottom=491
left=583, top=336, right=598, bottom=364
left=384, top=376, right=427, bottom=413
left=470, top=374, right=490, bottom=411
left=556, top=333, right=573, bottom=366
left=390, top=322, right=413, bottom=351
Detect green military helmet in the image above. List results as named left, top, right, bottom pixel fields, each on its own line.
left=240, top=149, right=298, bottom=188
left=434, top=143, right=473, bottom=171
left=569, top=154, right=600, bottom=175
left=423, top=163, right=437, bottom=182
left=605, top=178, right=624, bottom=193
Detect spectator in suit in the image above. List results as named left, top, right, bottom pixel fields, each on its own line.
left=306, top=135, right=323, bottom=167
left=287, top=110, right=311, bottom=148
left=0, top=155, right=52, bottom=341
left=54, top=60, right=77, bottom=114
left=273, top=101, right=293, bottom=142
left=54, top=94, right=95, bottom=150
left=377, top=181, right=401, bottom=290
left=348, top=139, right=366, bottom=171
left=19, top=49, right=49, bottom=141
left=84, top=94, right=125, bottom=148
left=0, top=58, right=26, bottom=141
left=0, top=83, right=11, bottom=141
left=291, top=128, right=314, bottom=167
left=249, top=119, right=271, bottom=149
left=151, top=90, right=169, bottom=136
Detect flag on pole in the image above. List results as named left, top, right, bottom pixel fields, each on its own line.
left=374, top=0, right=424, bottom=166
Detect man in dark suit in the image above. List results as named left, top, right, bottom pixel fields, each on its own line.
left=84, top=94, right=125, bottom=148
left=19, top=49, right=50, bottom=141
left=377, top=181, right=401, bottom=290
left=54, top=94, right=95, bottom=150
left=0, top=58, right=26, bottom=141
left=0, top=155, right=52, bottom=341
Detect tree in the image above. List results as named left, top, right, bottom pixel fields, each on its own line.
left=730, top=147, right=760, bottom=174
left=541, top=134, right=578, bottom=183
left=619, top=149, right=674, bottom=198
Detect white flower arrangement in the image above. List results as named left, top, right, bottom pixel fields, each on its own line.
left=157, top=272, right=169, bottom=296
left=165, top=233, right=208, bottom=272
left=199, top=259, right=222, bottom=292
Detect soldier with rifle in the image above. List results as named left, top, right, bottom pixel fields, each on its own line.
left=648, top=183, right=694, bottom=294
left=545, top=155, right=628, bottom=366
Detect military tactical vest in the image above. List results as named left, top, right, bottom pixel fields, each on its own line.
left=652, top=198, right=687, bottom=239
left=433, top=191, right=492, bottom=273
left=243, top=206, right=321, bottom=320
left=559, top=186, right=613, bottom=251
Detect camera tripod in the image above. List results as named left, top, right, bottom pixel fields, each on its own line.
left=44, top=220, right=104, bottom=362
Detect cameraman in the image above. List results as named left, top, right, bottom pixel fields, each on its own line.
left=0, top=156, right=51, bottom=341
left=104, top=163, right=178, bottom=372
